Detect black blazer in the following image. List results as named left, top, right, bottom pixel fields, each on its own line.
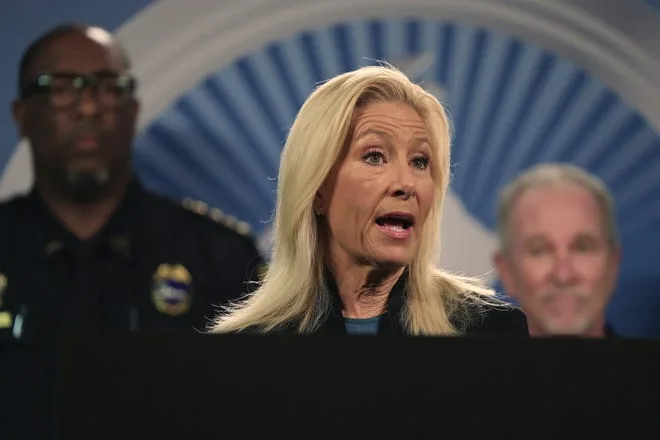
left=250, top=268, right=529, bottom=336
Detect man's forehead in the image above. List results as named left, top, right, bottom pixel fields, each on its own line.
left=520, top=185, right=598, bottom=209
left=512, top=186, right=607, bottom=237
left=32, top=30, right=124, bottom=73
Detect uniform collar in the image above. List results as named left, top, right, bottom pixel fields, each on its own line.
left=27, top=178, right=146, bottom=259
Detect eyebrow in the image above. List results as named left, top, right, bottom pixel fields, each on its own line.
left=355, top=128, right=429, bottom=145
left=522, top=236, right=548, bottom=245
left=355, top=128, right=392, bottom=141
left=522, top=232, right=602, bottom=246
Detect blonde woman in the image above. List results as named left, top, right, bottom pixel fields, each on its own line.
left=212, top=65, right=527, bottom=336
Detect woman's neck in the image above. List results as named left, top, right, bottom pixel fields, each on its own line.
left=330, top=261, right=404, bottom=319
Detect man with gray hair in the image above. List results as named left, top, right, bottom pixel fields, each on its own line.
left=493, top=163, right=621, bottom=338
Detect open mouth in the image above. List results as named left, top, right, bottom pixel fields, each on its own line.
left=375, top=213, right=414, bottom=230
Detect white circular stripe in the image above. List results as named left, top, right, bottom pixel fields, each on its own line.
left=4, top=0, right=660, bottom=198
left=0, top=140, right=32, bottom=201
left=115, top=0, right=660, bottom=131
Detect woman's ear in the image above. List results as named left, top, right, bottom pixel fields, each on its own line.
left=313, top=192, right=324, bottom=216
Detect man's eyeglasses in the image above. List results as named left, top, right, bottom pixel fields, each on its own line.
left=20, top=71, right=137, bottom=108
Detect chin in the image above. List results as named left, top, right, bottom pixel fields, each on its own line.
left=66, top=168, right=111, bottom=184
left=543, top=318, right=592, bottom=336
left=368, top=251, right=414, bottom=269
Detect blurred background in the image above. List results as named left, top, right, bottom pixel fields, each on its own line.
left=1, top=0, right=659, bottom=337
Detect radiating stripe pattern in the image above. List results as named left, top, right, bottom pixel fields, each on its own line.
left=641, top=0, right=660, bottom=12
left=133, top=18, right=660, bottom=268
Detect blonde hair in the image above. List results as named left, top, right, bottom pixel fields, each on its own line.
left=497, top=163, right=619, bottom=253
left=212, top=65, right=498, bottom=336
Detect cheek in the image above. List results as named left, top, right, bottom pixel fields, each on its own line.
left=325, top=180, right=357, bottom=235
left=329, top=169, right=380, bottom=217
left=29, top=114, right=66, bottom=148
left=102, top=112, right=120, bottom=133
left=515, top=257, right=551, bottom=287
left=54, top=113, right=75, bottom=138
left=579, top=255, right=614, bottom=286
left=416, top=177, right=436, bottom=219
left=118, top=106, right=138, bottom=130
left=103, top=106, right=136, bottom=134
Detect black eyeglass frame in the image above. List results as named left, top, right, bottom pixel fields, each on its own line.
left=19, top=70, right=137, bottom=108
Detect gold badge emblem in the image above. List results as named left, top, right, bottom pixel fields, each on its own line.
left=0, top=272, right=7, bottom=309
left=151, top=264, right=192, bottom=316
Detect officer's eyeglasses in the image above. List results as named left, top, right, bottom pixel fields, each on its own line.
left=20, top=71, right=137, bottom=108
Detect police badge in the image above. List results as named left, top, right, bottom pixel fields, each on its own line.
left=151, top=264, right=192, bottom=316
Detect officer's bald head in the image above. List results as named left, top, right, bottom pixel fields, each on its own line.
left=17, top=23, right=131, bottom=96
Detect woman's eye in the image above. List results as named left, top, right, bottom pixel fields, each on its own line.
left=363, top=150, right=385, bottom=165
left=411, top=156, right=430, bottom=170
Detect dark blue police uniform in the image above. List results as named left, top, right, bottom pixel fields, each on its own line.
left=0, top=179, right=264, bottom=439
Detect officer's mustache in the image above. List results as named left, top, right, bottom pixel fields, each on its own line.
left=61, top=123, right=111, bottom=189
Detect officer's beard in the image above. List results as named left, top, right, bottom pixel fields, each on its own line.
left=37, top=156, right=123, bottom=205
left=62, top=168, right=113, bottom=205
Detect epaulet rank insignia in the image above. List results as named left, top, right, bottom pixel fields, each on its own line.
left=0, top=272, right=11, bottom=329
left=0, top=272, right=7, bottom=305
left=181, top=198, right=252, bottom=236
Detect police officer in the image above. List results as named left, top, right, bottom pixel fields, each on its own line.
left=0, top=23, right=264, bottom=439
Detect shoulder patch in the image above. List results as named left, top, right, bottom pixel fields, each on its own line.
left=181, top=198, right=252, bottom=236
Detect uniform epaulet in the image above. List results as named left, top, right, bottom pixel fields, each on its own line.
left=181, top=198, right=252, bottom=236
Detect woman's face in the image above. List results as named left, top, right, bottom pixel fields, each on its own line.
left=318, top=101, right=436, bottom=270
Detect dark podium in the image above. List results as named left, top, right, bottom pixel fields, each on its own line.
left=58, top=334, right=659, bottom=439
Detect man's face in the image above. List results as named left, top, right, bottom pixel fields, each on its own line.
left=495, top=184, right=620, bottom=337
left=12, top=29, right=138, bottom=201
